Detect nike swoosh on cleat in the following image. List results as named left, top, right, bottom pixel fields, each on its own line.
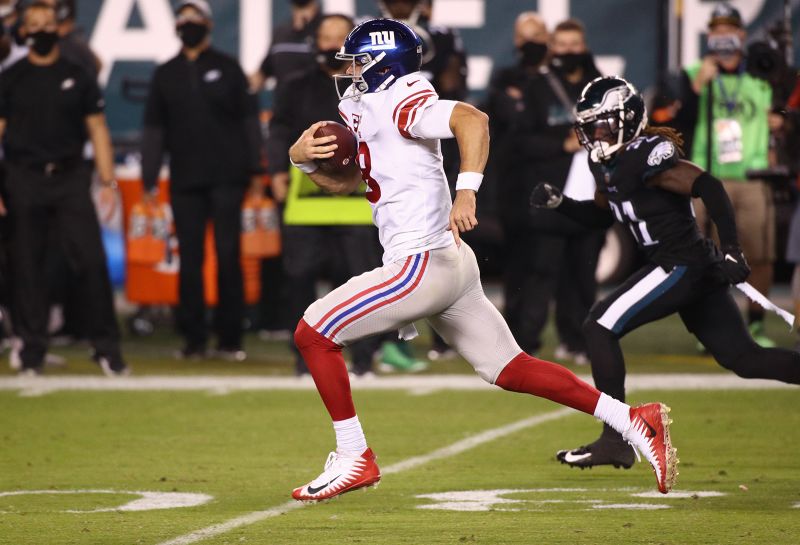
left=306, top=474, right=342, bottom=495
left=640, top=416, right=657, bottom=438
left=563, top=451, right=592, bottom=464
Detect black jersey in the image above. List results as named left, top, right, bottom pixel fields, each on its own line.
left=590, top=135, right=719, bottom=268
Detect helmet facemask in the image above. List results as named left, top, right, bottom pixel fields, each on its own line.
left=574, top=82, right=647, bottom=162
left=575, top=110, right=627, bottom=163
left=334, top=50, right=398, bottom=101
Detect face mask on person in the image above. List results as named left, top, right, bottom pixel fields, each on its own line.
left=26, top=30, right=58, bottom=56
left=518, top=41, right=547, bottom=67
left=551, top=51, right=593, bottom=74
left=177, top=21, right=209, bottom=48
left=317, top=48, right=346, bottom=71
left=707, top=34, right=742, bottom=58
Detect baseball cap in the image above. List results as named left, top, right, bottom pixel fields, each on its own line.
left=176, top=0, right=212, bottom=19
left=708, top=3, right=743, bottom=29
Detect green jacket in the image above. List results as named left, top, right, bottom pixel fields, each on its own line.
left=282, top=166, right=374, bottom=226
left=685, top=61, right=771, bottom=181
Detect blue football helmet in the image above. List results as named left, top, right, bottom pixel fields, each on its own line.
left=334, top=18, right=423, bottom=101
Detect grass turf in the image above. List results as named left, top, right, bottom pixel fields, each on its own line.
left=0, top=388, right=798, bottom=545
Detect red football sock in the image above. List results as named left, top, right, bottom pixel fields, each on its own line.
left=294, top=319, right=356, bottom=421
left=495, top=352, right=601, bottom=415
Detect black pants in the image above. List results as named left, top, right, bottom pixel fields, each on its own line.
left=283, top=224, right=383, bottom=374
left=504, top=211, right=605, bottom=354
left=583, top=262, right=800, bottom=435
left=171, top=184, right=246, bottom=350
left=5, top=163, right=120, bottom=367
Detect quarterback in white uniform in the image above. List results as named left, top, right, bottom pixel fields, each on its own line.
left=288, top=18, right=677, bottom=502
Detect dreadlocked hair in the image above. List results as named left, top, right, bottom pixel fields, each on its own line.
left=642, top=125, right=685, bottom=156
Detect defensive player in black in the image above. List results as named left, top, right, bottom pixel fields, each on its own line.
left=532, top=76, right=800, bottom=469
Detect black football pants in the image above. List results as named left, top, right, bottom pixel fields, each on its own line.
left=5, top=163, right=121, bottom=368
left=504, top=210, right=604, bottom=354
left=583, top=262, right=800, bottom=437
left=171, top=184, right=246, bottom=350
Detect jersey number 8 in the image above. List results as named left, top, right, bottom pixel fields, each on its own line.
left=358, top=142, right=382, bottom=204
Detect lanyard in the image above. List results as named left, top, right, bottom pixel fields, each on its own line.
left=715, top=69, right=743, bottom=115
left=542, top=67, right=576, bottom=118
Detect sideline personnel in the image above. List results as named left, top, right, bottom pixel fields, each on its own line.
left=141, top=0, right=264, bottom=360
left=0, top=1, right=126, bottom=375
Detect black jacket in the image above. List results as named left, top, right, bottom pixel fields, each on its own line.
left=516, top=64, right=600, bottom=193
left=259, top=11, right=322, bottom=84
left=266, top=65, right=340, bottom=175
left=141, top=47, right=262, bottom=191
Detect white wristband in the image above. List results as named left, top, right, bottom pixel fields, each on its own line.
left=290, top=158, right=318, bottom=174
left=455, top=172, right=483, bottom=192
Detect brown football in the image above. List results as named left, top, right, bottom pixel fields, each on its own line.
left=313, top=121, right=358, bottom=173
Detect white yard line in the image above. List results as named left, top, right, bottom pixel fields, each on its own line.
left=156, top=407, right=574, bottom=545
left=0, top=373, right=796, bottom=397
left=156, top=501, right=306, bottom=545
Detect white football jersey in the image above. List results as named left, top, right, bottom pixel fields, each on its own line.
left=338, top=72, right=454, bottom=265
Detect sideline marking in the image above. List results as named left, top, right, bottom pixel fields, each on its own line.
left=414, top=488, right=727, bottom=512
left=156, top=407, right=574, bottom=545
left=1, top=374, right=796, bottom=397
left=593, top=503, right=670, bottom=510
left=0, top=490, right=212, bottom=513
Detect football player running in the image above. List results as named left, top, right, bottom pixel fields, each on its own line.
left=288, top=20, right=677, bottom=502
left=532, top=76, right=800, bottom=470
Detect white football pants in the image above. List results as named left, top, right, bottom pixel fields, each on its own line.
left=304, top=242, right=522, bottom=383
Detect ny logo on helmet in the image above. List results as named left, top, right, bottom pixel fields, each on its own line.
left=369, top=31, right=396, bottom=50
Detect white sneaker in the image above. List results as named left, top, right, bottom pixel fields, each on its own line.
left=292, top=448, right=381, bottom=502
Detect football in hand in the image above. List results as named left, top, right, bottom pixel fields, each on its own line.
left=313, top=121, right=358, bottom=173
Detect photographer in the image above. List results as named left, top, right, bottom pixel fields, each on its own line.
left=671, top=3, right=776, bottom=347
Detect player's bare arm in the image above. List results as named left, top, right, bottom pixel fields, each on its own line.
left=651, top=157, right=748, bottom=280
left=449, top=102, right=489, bottom=244
left=647, top=159, right=703, bottom=195
left=289, top=121, right=362, bottom=195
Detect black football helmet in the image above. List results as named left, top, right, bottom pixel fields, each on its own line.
left=574, top=76, right=647, bottom=162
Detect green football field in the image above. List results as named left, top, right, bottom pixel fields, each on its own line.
left=0, top=312, right=798, bottom=545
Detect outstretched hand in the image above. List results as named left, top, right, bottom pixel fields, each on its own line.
left=289, top=121, right=338, bottom=165
left=530, top=182, right=563, bottom=209
left=448, top=189, right=478, bottom=247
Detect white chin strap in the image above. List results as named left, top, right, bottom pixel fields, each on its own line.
left=590, top=141, right=624, bottom=163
